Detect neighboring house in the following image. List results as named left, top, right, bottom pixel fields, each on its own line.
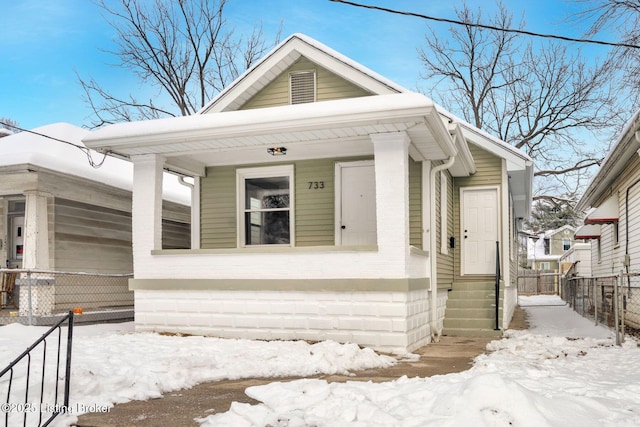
left=575, top=109, right=640, bottom=276
left=559, top=242, right=592, bottom=277
left=527, top=225, right=576, bottom=271
left=0, top=123, right=190, bottom=316
left=83, top=34, right=533, bottom=353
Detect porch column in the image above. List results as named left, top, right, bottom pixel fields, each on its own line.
left=22, top=190, right=50, bottom=269
left=370, top=131, right=411, bottom=274
left=132, top=154, right=165, bottom=259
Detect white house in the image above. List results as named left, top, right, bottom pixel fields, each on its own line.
left=575, top=109, right=640, bottom=276
left=83, top=34, right=533, bottom=353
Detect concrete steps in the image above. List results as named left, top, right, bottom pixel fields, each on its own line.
left=443, top=281, right=503, bottom=338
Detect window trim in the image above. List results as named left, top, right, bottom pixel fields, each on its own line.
left=236, top=165, right=295, bottom=248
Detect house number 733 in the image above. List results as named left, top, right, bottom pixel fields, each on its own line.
left=308, top=181, right=325, bottom=190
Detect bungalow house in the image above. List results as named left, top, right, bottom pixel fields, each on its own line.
left=0, top=122, right=190, bottom=317
left=83, top=34, right=533, bottom=353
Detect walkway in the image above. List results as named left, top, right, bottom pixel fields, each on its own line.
left=75, top=307, right=528, bottom=427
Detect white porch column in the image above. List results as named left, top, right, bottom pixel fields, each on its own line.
left=370, top=131, right=411, bottom=274
left=22, top=190, right=50, bottom=269
left=132, top=155, right=165, bottom=262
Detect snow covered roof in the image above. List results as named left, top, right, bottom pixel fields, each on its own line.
left=526, top=225, right=576, bottom=261
left=436, top=107, right=534, bottom=220
left=84, top=93, right=462, bottom=176
left=199, top=33, right=407, bottom=114
left=0, top=123, right=189, bottom=205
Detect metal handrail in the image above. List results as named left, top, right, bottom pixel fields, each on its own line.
left=0, top=311, right=74, bottom=427
left=495, top=241, right=501, bottom=331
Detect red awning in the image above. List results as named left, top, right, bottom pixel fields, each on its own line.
left=575, top=224, right=601, bottom=239
left=584, top=194, right=618, bottom=224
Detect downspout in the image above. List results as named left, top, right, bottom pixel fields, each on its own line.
left=430, top=156, right=456, bottom=340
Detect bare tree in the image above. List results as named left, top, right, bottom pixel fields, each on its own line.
left=0, top=117, right=20, bottom=137
left=572, top=0, right=640, bottom=111
left=79, top=0, right=281, bottom=128
left=418, top=2, right=621, bottom=206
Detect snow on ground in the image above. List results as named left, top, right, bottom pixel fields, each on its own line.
left=201, top=296, right=640, bottom=427
left=0, top=323, right=394, bottom=427
left=1, top=295, right=639, bottom=426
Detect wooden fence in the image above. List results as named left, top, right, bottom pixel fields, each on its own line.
left=517, top=269, right=562, bottom=295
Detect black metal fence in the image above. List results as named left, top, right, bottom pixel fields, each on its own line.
left=0, top=311, right=74, bottom=427
left=561, top=272, right=640, bottom=344
left=0, top=269, right=133, bottom=326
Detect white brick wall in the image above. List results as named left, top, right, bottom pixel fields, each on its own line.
left=135, top=288, right=433, bottom=353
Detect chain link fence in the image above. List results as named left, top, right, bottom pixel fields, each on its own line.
left=0, top=268, right=133, bottom=326
left=561, top=272, right=640, bottom=344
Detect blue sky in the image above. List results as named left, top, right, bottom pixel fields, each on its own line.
left=1, top=0, right=602, bottom=130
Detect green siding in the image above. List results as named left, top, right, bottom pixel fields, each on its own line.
left=408, top=157, right=422, bottom=248
left=294, top=159, right=336, bottom=246
left=200, top=157, right=372, bottom=248
left=240, top=57, right=373, bottom=110
left=200, top=166, right=237, bottom=248
left=436, top=169, right=455, bottom=289
left=453, top=144, right=503, bottom=282
left=455, top=144, right=502, bottom=189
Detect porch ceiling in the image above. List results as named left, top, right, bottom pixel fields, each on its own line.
left=83, top=93, right=457, bottom=176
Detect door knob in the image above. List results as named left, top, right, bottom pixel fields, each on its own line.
left=341, top=225, right=346, bottom=229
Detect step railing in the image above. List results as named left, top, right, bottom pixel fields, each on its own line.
left=495, top=241, right=501, bottom=331
left=0, top=311, right=74, bottom=427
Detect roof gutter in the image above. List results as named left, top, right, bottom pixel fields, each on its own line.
left=430, top=155, right=456, bottom=341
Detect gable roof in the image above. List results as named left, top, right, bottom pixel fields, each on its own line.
left=576, top=109, right=640, bottom=212
left=199, top=33, right=406, bottom=114
left=527, top=225, right=576, bottom=261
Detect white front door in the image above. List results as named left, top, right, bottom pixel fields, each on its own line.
left=336, top=161, right=377, bottom=245
left=461, top=187, right=498, bottom=275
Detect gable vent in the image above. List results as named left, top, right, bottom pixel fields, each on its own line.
left=290, top=71, right=316, bottom=104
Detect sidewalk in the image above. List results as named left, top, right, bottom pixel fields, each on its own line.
left=74, top=307, right=528, bottom=427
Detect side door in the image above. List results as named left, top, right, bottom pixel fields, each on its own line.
left=461, top=187, right=499, bottom=275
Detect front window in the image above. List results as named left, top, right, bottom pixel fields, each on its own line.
left=562, top=238, right=571, bottom=251
left=238, top=166, right=294, bottom=246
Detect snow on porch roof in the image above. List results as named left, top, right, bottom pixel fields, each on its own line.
left=574, top=223, right=601, bottom=240
left=584, top=194, right=619, bottom=224
left=0, top=122, right=190, bottom=205
left=83, top=93, right=460, bottom=176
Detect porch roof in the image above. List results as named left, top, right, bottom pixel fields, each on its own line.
left=574, top=223, right=601, bottom=240
left=583, top=194, right=619, bottom=224
left=83, top=93, right=459, bottom=177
